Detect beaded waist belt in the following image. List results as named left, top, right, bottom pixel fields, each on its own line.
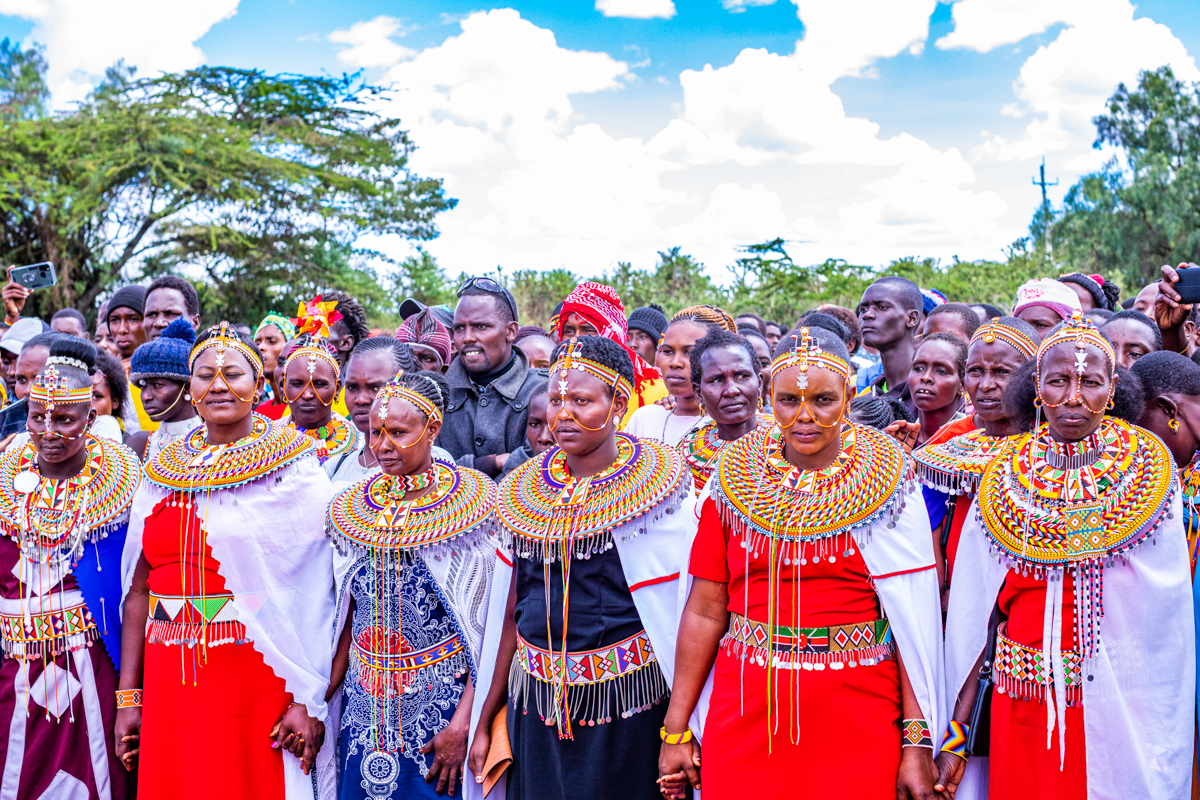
left=0, top=602, right=97, bottom=660
left=516, top=629, right=657, bottom=686
left=994, top=630, right=1083, bottom=707
left=352, top=627, right=468, bottom=699
left=146, top=592, right=248, bottom=648
left=510, top=629, right=668, bottom=739
left=722, top=612, right=894, bottom=670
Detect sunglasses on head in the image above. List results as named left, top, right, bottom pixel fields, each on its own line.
left=457, top=277, right=517, bottom=320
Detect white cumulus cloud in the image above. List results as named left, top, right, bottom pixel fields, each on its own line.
left=595, top=0, right=676, bottom=20
left=939, top=0, right=1200, bottom=166
left=2, top=0, right=238, bottom=104
left=328, top=16, right=415, bottom=68
left=368, top=5, right=1012, bottom=275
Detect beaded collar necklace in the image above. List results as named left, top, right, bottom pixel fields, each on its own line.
left=913, top=428, right=1013, bottom=495
left=977, top=416, right=1175, bottom=662
left=679, top=413, right=774, bottom=492
left=287, top=412, right=362, bottom=465
left=145, top=413, right=313, bottom=492
left=713, top=422, right=908, bottom=558
left=326, top=461, right=496, bottom=555
left=0, top=436, right=142, bottom=562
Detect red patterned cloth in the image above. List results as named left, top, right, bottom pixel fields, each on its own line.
left=556, top=282, right=662, bottom=402
left=395, top=308, right=452, bottom=366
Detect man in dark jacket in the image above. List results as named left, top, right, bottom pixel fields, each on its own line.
left=438, top=279, right=547, bottom=479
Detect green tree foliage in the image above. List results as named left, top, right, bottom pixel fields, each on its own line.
left=1050, top=66, right=1200, bottom=286
left=0, top=42, right=453, bottom=323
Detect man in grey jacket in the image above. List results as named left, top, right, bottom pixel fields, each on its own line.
left=437, top=278, right=547, bottom=479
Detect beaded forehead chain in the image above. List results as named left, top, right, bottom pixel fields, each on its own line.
left=284, top=335, right=341, bottom=380
left=189, top=322, right=264, bottom=377
left=375, top=372, right=443, bottom=423
left=1036, top=310, right=1116, bottom=379
left=971, top=319, right=1037, bottom=360
left=550, top=337, right=634, bottom=401
left=29, top=364, right=92, bottom=410
left=769, top=327, right=850, bottom=391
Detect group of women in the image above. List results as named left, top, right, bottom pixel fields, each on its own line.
left=0, top=282, right=1197, bottom=800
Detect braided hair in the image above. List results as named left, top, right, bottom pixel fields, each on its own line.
left=671, top=305, right=737, bottom=334
left=1060, top=273, right=1120, bottom=312
left=94, top=350, right=130, bottom=419
left=550, top=335, right=635, bottom=397
left=323, top=290, right=370, bottom=347
left=349, top=335, right=418, bottom=376
left=689, top=328, right=762, bottom=386
left=386, top=370, right=450, bottom=420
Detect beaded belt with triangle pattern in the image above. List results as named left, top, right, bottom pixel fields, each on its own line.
left=723, top=611, right=894, bottom=670
left=146, top=591, right=247, bottom=648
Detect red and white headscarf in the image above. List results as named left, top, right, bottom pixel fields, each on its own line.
left=556, top=281, right=662, bottom=401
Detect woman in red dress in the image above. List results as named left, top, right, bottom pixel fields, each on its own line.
left=657, top=326, right=945, bottom=799
left=938, top=313, right=1193, bottom=800
left=116, top=322, right=336, bottom=800
left=914, top=317, right=1038, bottom=607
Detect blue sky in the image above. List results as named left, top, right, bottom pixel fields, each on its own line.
left=3, top=0, right=1198, bottom=283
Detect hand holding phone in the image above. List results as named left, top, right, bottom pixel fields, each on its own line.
left=1174, top=265, right=1200, bottom=305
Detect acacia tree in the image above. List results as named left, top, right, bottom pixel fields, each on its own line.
left=0, top=42, right=454, bottom=323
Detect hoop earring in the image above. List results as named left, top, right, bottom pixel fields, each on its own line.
left=1169, top=418, right=1180, bottom=433
left=1106, top=397, right=1115, bottom=411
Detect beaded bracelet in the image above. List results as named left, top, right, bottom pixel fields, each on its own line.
left=115, top=689, right=142, bottom=709
left=939, top=720, right=970, bottom=761
left=659, top=726, right=693, bottom=745
left=901, top=718, right=933, bottom=749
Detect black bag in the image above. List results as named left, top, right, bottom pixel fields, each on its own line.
left=965, top=602, right=1003, bottom=757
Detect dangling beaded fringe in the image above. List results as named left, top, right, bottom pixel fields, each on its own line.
left=146, top=619, right=249, bottom=648
left=508, top=656, right=669, bottom=733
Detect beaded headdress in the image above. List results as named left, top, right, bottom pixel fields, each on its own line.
left=970, top=319, right=1037, bottom=360
left=1036, top=310, right=1115, bottom=378
left=29, top=364, right=92, bottom=409
left=189, top=322, right=264, bottom=377
left=375, top=372, right=443, bottom=423
left=769, top=327, right=851, bottom=386
left=283, top=335, right=341, bottom=381
left=550, top=337, right=634, bottom=401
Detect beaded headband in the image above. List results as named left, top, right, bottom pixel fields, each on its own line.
left=30, top=365, right=93, bottom=409
left=45, top=355, right=89, bottom=371
left=769, top=327, right=851, bottom=384
left=1036, top=310, right=1116, bottom=378
left=970, top=319, right=1037, bottom=360
left=375, top=373, right=443, bottom=423
left=283, top=337, right=341, bottom=378
left=550, top=337, right=634, bottom=401
left=189, top=322, right=264, bottom=377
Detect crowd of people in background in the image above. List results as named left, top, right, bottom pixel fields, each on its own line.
left=0, top=260, right=1197, bottom=800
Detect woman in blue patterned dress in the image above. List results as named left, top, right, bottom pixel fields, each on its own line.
left=326, top=371, right=497, bottom=798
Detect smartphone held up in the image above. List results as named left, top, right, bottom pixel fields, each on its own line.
left=8, top=262, right=57, bottom=292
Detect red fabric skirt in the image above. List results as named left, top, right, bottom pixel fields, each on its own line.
left=989, top=693, right=1086, bottom=799
left=137, top=639, right=290, bottom=800
left=700, top=647, right=902, bottom=799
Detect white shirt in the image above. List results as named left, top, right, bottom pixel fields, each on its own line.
left=623, top=404, right=708, bottom=448
left=146, top=416, right=200, bottom=463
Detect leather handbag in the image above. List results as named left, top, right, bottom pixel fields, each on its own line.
left=482, top=706, right=512, bottom=798
left=965, top=602, right=1002, bottom=757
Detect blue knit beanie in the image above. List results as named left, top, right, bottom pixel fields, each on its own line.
left=130, top=318, right=195, bottom=383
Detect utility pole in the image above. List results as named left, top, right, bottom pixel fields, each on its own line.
left=1032, top=157, right=1058, bottom=256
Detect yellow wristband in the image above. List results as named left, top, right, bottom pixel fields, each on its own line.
left=660, top=726, right=693, bottom=745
